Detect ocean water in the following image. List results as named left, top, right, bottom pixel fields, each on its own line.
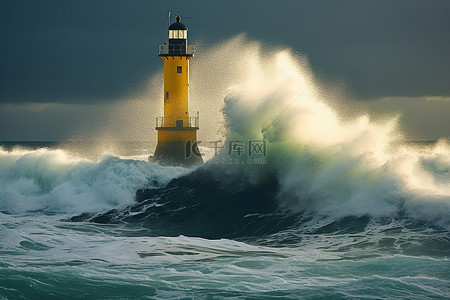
left=0, top=141, right=449, bottom=299
left=1, top=39, right=450, bottom=299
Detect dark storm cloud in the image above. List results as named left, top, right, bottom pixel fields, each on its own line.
left=1, top=0, right=449, bottom=104
left=0, top=0, right=164, bottom=103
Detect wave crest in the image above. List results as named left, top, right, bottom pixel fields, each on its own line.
left=0, top=147, right=185, bottom=213
left=212, top=38, right=450, bottom=229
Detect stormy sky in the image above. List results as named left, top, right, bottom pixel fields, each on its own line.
left=1, top=0, right=449, bottom=141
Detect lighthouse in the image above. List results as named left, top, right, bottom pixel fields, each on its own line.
left=152, top=14, right=203, bottom=166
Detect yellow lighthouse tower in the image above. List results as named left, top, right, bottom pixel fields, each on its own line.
left=152, top=14, right=203, bottom=166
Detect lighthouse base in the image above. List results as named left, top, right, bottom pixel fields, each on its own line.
left=150, top=140, right=203, bottom=167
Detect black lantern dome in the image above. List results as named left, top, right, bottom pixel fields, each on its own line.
left=169, top=16, right=187, bottom=30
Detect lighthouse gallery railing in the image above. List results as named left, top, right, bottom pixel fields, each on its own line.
left=158, top=44, right=196, bottom=56
left=155, top=116, right=199, bottom=129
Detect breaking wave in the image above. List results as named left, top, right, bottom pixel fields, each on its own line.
left=0, top=147, right=186, bottom=213
left=1, top=36, right=449, bottom=233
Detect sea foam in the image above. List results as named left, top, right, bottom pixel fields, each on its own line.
left=0, top=147, right=186, bottom=213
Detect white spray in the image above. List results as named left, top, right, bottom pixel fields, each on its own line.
left=213, top=37, right=450, bottom=228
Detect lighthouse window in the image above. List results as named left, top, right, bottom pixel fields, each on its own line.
left=169, top=30, right=187, bottom=39
left=169, top=30, right=177, bottom=39
left=177, top=66, right=182, bottom=73
left=165, top=92, right=169, bottom=100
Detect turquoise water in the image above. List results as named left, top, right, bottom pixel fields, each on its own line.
left=1, top=212, right=448, bottom=299
left=0, top=140, right=449, bottom=299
